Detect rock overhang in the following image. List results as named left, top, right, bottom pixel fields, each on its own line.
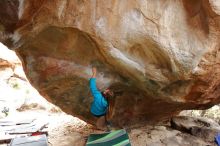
left=0, top=0, right=219, bottom=127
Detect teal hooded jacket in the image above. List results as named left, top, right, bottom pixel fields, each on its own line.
left=89, top=78, right=108, bottom=116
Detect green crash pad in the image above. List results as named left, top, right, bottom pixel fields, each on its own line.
left=86, top=129, right=131, bottom=146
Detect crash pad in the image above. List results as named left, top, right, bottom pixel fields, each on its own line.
left=9, top=134, right=48, bottom=146
left=86, top=129, right=131, bottom=146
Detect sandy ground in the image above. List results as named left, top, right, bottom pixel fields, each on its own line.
left=0, top=110, right=87, bottom=146
left=2, top=110, right=212, bottom=146
left=0, top=109, right=109, bottom=146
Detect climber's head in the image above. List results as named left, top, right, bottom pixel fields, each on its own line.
left=102, top=89, right=114, bottom=100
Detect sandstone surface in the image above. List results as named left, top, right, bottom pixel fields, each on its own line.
left=171, top=116, right=220, bottom=143
left=0, top=0, right=220, bottom=127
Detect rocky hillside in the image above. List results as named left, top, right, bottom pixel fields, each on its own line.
left=0, top=0, right=219, bottom=127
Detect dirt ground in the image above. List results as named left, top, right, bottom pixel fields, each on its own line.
left=2, top=110, right=211, bottom=146
left=0, top=109, right=93, bottom=146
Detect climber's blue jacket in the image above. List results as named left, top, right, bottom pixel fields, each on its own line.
left=89, top=78, right=108, bottom=116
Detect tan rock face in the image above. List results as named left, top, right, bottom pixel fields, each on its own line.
left=0, top=0, right=219, bottom=127
left=0, top=43, right=21, bottom=80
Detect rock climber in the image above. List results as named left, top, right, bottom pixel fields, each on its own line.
left=89, top=67, right=114, bottom=130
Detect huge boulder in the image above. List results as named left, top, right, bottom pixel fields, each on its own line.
left=0, top=0, right=220, bottom=127
left=171, top=116, right=220, bottom=144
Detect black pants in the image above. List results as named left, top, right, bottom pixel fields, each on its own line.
left=93, top=113, right=106, bottom=118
